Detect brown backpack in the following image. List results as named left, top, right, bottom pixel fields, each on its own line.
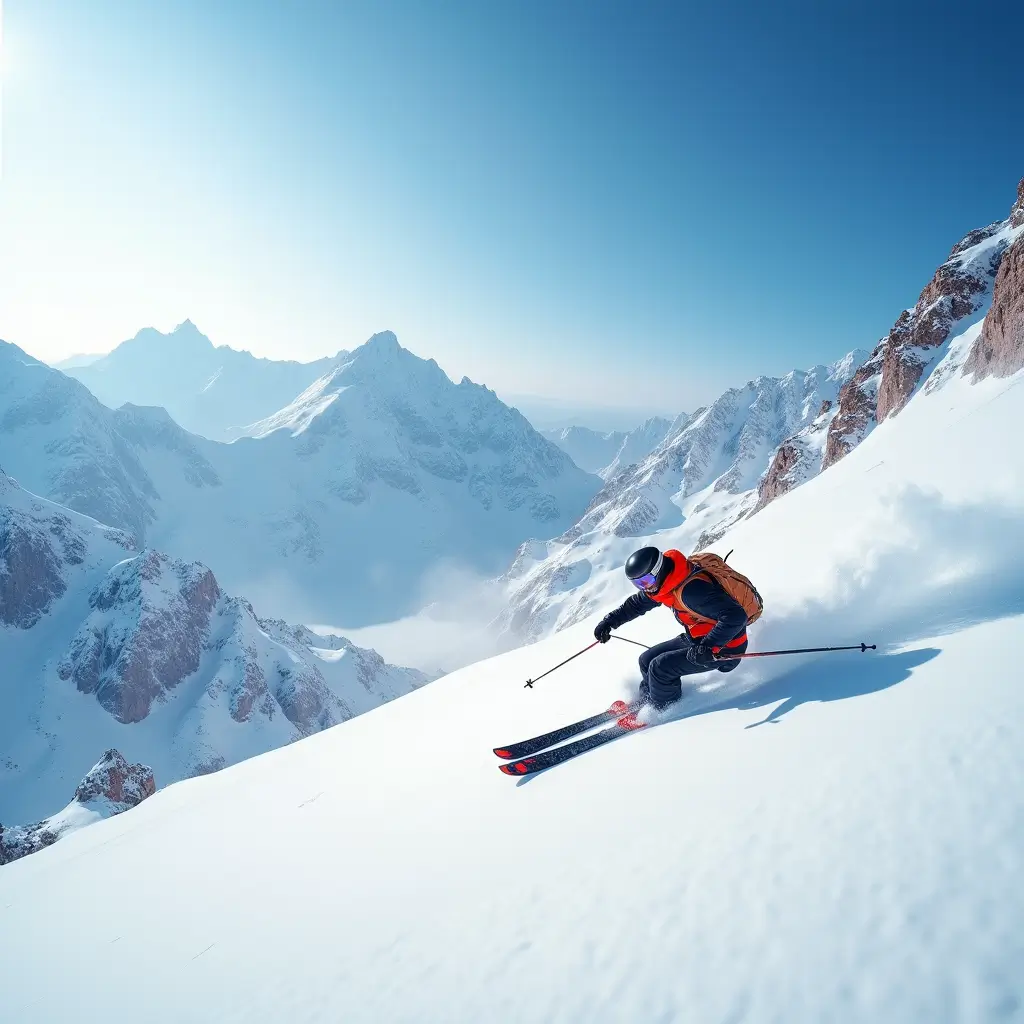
left=684, top=551, right=764, bottom=625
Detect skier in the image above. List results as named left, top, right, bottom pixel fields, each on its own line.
left=594, top=546, right=763, bottom=710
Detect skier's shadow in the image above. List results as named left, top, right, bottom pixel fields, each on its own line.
left=692, top=646, right=941, bottom=728
left=514, top=647, right=940, bottom=784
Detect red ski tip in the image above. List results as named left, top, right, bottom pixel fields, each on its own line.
left=607, top=700, right=629, bottom=714
left=493, top=749, right=512, bottom=759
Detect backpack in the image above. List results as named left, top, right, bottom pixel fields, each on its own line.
left=684, top=551, right=764, bottom=625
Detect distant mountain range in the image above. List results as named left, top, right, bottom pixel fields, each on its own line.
left=63, top=321, right=346, bottom=441
left=0, top=331, right=599, bottom=626
left=542, top=418, right=675, bottom=479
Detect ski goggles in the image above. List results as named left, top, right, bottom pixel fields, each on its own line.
left=630, top=571, right=660, bottom=592
left=628, top=551, right=664, bottom=592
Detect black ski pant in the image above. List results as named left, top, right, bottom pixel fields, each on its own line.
left=638, top=634, right=747, bottom=708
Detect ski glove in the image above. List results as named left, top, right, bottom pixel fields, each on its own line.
left=686, top=642, right=719, bottom=667
left=594, top=619, right=613, bottom=644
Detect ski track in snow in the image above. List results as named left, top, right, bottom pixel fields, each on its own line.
left=1, top=342, right=1023, bottom=1020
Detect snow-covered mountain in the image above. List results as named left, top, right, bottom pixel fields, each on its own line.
left=0, top=331, right=600, bottom=625
left=542, top=416, right=674, bottom=478
left=2, top=297, right=1021, bottom=1020
left=0, top=469, right=429, bottom=832
left=496, top=177, right=1024, bottom=643
left=498, top=353, right=866, bottom=639
left=63, top=320, right=346, bottom=441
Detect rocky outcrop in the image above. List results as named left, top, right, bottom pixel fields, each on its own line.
left=963, top=232, right=1024, bottom=380
left=822, top=353, right=884, bottom=468
left=823, top=195, right=1018, bottom=470
left=74, top=749, right=156, bottom=809
left=0, top=750, right=154, bottom=867
left=875, top=221, right=1006, bottom=420
left=0, top=821, right=59, bottom=865
left=58, top=551, right=221, bottom=723
left=753, top=442, right=801, bottom=512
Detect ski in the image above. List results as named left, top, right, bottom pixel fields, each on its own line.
left=498, top=712, right=646, bottom=776
left=493, top=700, right=637, bottom=760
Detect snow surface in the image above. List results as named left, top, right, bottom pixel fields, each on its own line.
left=1, top=336, right=1022, bottom=1021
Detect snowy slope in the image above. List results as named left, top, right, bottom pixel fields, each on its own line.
left=0, top=340, right=1021, bottom=1022
left=0, top=472, right=428, bottom=826
left=0, top=332, right=599, bottom=625
left=543, top=416, right=674, bottom=478
left=64, top=320, right=346, bottom=441
left=498, top=353, right=865, bottom=640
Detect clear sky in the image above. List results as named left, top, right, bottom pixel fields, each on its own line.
left=1, top=0, right=1022, bottom=414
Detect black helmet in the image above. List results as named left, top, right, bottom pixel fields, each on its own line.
left=624, top=546, right=668, bottom=592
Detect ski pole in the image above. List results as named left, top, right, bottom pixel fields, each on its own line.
left=715, top=642, right=876, bottom=660
left=613, top=635, right=877, bottom=658
left=524, top=641, right=601, bottom=689
left=611, top=635, right=649, bottom=650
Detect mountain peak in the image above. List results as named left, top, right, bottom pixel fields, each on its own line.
left=127, top=321, right=212, bottom=352
left=364, top=330, right=400, bottom=353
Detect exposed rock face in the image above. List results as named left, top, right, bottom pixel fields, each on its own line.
left=0, top=749, right=154, bottom=866
left=1011, top=177, right=1024, bottom=230
left=875, top=222, right=1007, bottom=421
left=753, top=442, right=801, bottom=512
left=822, top=352, right=884, bottom=468
left=74, top=749, right=156, bottom=809
left=823, top=210, right=1015, bottom=470
left=58, top=551, right=221, bottom=723
left=964, top=233, right=1024, bottom=380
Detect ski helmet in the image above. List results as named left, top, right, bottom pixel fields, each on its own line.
left=624, top=546, right=667, bottom=592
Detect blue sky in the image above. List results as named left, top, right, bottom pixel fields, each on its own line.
left=1, top=0, right=1022, bottom=415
